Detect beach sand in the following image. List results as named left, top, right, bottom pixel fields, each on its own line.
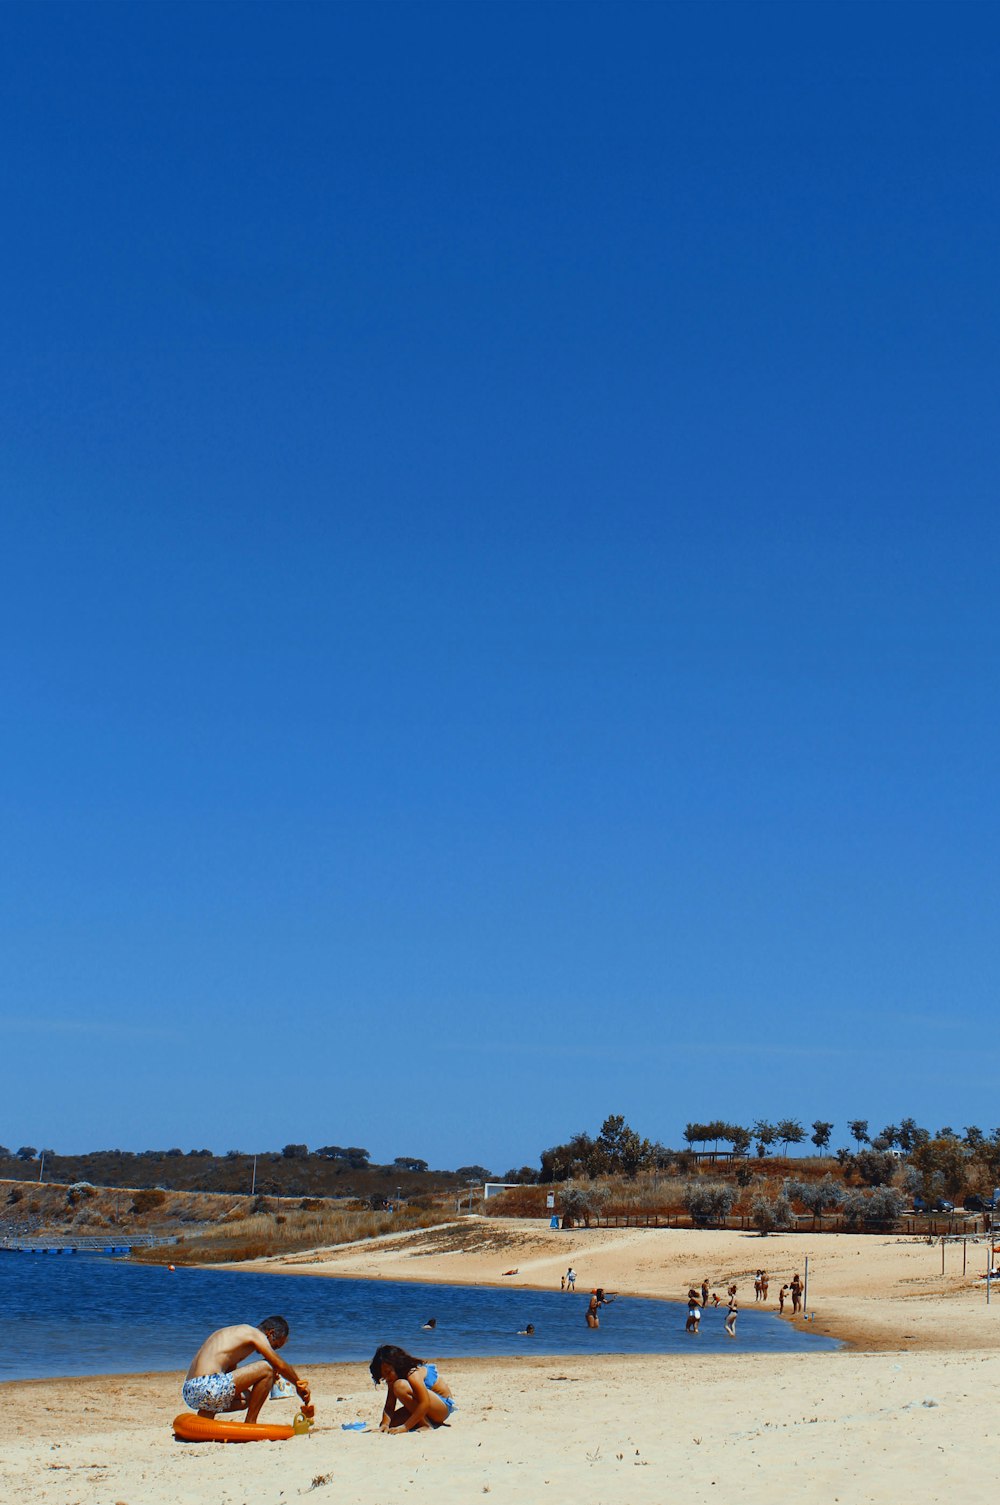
left=5, top=1218, right=999, bottom=1504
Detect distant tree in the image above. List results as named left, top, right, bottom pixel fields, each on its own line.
left=964, top=1126, right=985, bottom=1150
left=15, top=1146, right=37, bottom=1160
left=752, top=1120, right=776, bottom=1157
left=226, top=1150, right=244, bottom=1160
left=502, top=1166, right=537, bottom=1184
left=165, top=1148, right=183, bottom=1157
left=394, top=1157, right=429, bottom=1174
left=594, top=1114, right=655, bottom=1177
left=683, top=1123, right=708, bottom=1151
left=897, top=1117, right=929, bottom=1153
left=750, top=1193, right=793, bottom=1234
left=879, top=1124, right=900, bottom=1150
left=682, top=1181, right=737, bottom=1226
left=842, top=1186, right=904, bottom=1229
left=559, top=1181, right=609, bottom=1228
left=454, top=1164, right=492, bottom=1180
left=776, top=1119, right=805, bottom=1154
left=848, top=1120, right=870, bottom=1148
left=910, top=1136, right=968, bottom=1199
left=811, top=1121, right=834, bottom=1153
left=539, top=1131, right=596, bottom=1183
left=936, top=1126, right=958, bottom=1141
left=851, top=1149, right=898, bottom=1187
left=315, top=1145, right=345, bottom=1160
left=0, top=1146, right=10, bottom=1157
left=282, top=1144, right=309, bottom=1159
left=787, top=1174, right=844, bottom=1224
left=729, top=1125, right=753, bottom=1156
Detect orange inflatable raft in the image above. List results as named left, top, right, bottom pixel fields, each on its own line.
left=173, top=1412, right=309, bottom=1443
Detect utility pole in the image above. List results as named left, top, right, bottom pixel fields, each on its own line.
left=251, top=1155, right=257, bottom=1197
left=38, top=1152, right=45, bottom=1183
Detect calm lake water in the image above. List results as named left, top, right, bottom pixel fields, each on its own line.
left=0, top=1255, right=838, bottom=1381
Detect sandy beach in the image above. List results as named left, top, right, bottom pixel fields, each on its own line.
left=5, top=1218, right=999, bottom=1504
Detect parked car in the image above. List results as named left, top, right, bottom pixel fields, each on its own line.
left=933, top=1198, right=955, bottom=1214
left=963, top=1194, right=995, bottom=1213
left=913, top=1196, right=955, bottom=1214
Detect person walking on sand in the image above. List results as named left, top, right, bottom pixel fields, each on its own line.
left=724, top=1285, right=738, bottom=1337
left=685, top=1289, right=702, bottom=1334
left=183, top=1317, right=311, bottom=1424
left=586, top=1288, right=610, bottom=1328
left=560, top=1273, right=566, bottom=1291
left=370, top=1345, right=456, bottom=1432
left=790, top=1273, right=803, bottom=1315
left=778, top=1284, right=789, bottom=1314
left=760, top=1270, right=769, bottom=1302
left=754, top=1270, right=763, bottom=1302
left=566, top=1267, right=577, bottom=1291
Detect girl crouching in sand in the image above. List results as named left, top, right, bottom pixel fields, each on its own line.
left=370, top=1345, right=456, bottom=1432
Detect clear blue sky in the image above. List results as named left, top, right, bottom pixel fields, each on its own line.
left=2, top=2, right=997, bottom=1173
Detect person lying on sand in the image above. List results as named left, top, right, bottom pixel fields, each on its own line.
left=370, top=1344, right=456, bottom=1432
left=183, top=1316, right=310, bottom=1424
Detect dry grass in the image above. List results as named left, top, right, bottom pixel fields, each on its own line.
left=133, top=1204, right=445, bottom=1263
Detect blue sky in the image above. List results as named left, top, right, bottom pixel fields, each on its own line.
left=2, top=2, right=998, bottom=1172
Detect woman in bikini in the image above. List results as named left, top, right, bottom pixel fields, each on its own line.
left=369, top=1345, right=456, bottom=1432
left=586, top=1288, right=610, bottom=1328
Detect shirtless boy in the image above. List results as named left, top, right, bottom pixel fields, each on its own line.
left=183, top=1316, right=311, bottom=1423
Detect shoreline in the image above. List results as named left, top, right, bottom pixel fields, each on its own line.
left=7, top=1220, right=1000, bottom=1504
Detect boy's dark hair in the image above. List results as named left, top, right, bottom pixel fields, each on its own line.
left=369, top=1344, right=422, bottom=1385
left=259, top=1316, right=289, bottom=1343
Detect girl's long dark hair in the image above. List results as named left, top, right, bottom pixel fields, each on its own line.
left=369, top=1344, right=423, bottom=1385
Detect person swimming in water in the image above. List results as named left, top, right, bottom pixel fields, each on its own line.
left=369, top=1345, right=456, bottom=1432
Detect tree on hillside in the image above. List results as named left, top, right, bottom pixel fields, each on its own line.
left=729, top=1125, right=753, bottom=1156
left=539, top=1131, right=596, bottom=1183
left=851, top=1149, right=898, bottom=1187
left=842, top=1186, right=904, bottom=1229
left=750, top=1192, right=793, bottom=1234
left=682, top=1180, right=737, bottom=1226
left=963, top=1126, right=985, bottom=1150
left=16, top=1146, right=37, bottom=1160
left=848, top=1119, right=870, bottom=1148
left=897, top=1118, right=929, bottom=1153
left=878, top=1124, right=900, bottom=1150
left=394, top=1157, right=429, bottom=1173
left=811, top=1121, right=834, bottom=1152
left=594, top=1114, right=654, bottom=1177
left=787, top=1174, right=844, bottom=1225
left=776, top=1119, right=805, bottom=1154
left=910, top=1136, right=968, bottom=1199
left=559, top=1180, right=609, bottom=1227
left=454, top=1164, right=492, bottom=1181
left=502, top=1166, right=538, bottom=1184
left=752, top=1120, right=776, bottom=1157
left=683, top=1123, right=709, bottom=1152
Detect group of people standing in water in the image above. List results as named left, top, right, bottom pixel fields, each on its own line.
left=684, top=1269, right=805, bottom=1337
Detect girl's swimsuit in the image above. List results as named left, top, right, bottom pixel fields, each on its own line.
left=417, top=1364, right=456, bottom=1414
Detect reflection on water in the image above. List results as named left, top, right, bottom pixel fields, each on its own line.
left=0, top=1255, right=839, bottom=1381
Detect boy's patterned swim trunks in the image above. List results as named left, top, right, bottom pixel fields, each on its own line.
left=182, top=1372, right=237, bottom=1412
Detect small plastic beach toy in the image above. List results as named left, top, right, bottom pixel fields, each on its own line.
left=341, top=1421, right=367, bottom=1431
